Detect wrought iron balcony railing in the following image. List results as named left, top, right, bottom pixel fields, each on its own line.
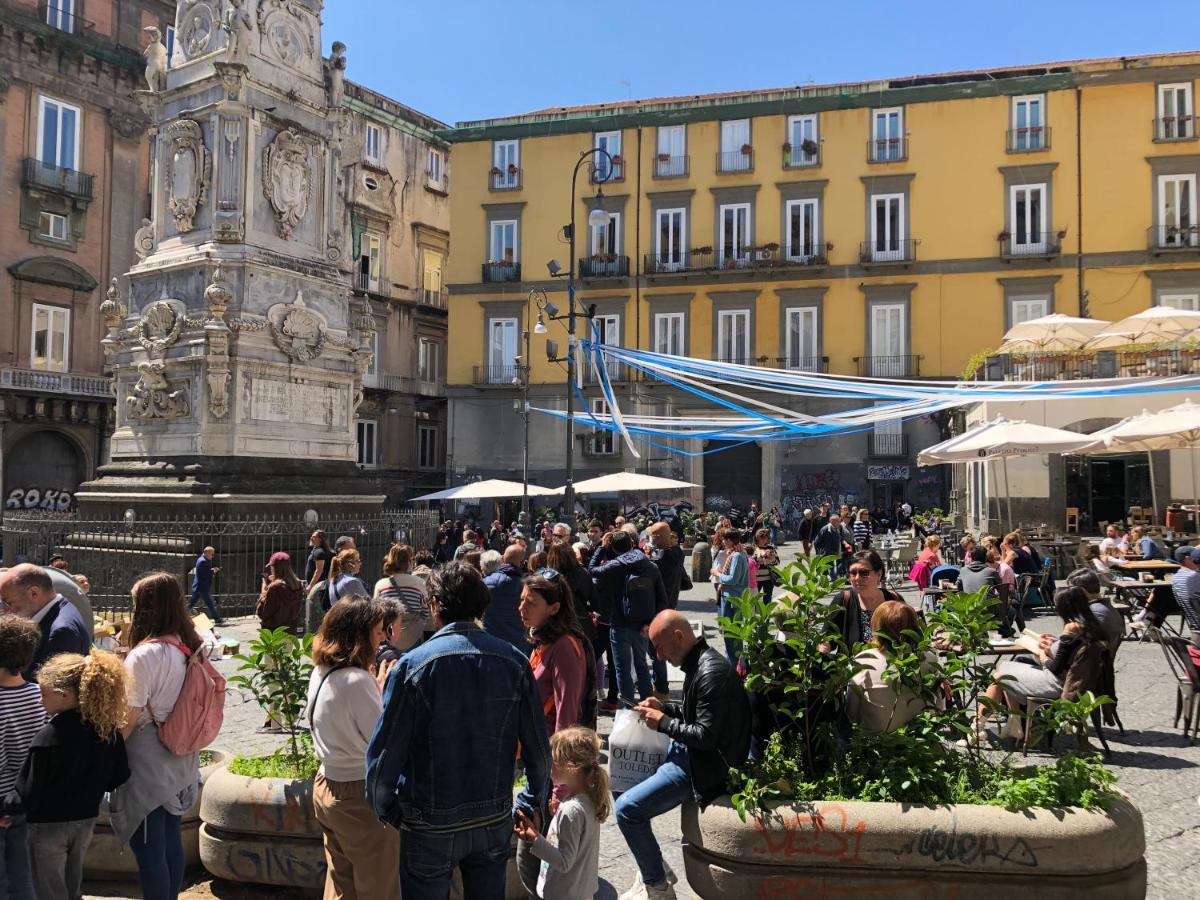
left=859, top=239, right=918, bottom=264
left=854, top=355, right=922, bottom=378
left=871, top=432, right=910, bottom=458
left=589, top=160, right=624, bottom=183
left=773, top=356, right=829, bottom=373
left=716, top=149, right=753, bottom=173
left=578, top=255, right=629, bottom=278
left=868, top=137, right=908, bottom=163
left=1006, top=126, right=1050, bottom=152
left=421, top=288, right=448, bottom=309
left=999, top=229, right=1064, bottom=258
left=22, top=157, right=93, bottom=200
left=489, top=168, right=522, bottom=191
left=481, top=261, right=521, bottom=283
left=473, top=365, right=519, bottom=385
left=1148, top=224, right=1200, bottom=251
left=653, top=154, right=689, bottom=178
left=782, top=144, right=821, bottom=168
left=1152, top=115, right=1198, bottom=142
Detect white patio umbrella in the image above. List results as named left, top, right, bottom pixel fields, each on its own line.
left=918, top=417, right=1094, bottom=529
left=1087, top=307, right=1200, bottom=349
left=411, top=478, right=561, bottom=502
left=998, top=313, right=1110, bottom=353
left=564, top=472, right=697, bottom=494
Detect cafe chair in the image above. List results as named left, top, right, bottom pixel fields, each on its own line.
left=1065, top=507, right=1080, bottom=534
left=1021, top=642, right=1116, bottom=756
left=1149, top=626, right=1200, bottom=744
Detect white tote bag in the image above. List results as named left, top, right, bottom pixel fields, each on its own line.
left=607, top=708, right=673, bottom=794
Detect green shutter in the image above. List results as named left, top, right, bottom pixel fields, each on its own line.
left=351, top=213, right=367, bottom=261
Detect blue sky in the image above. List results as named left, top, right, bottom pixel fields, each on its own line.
left=322, top=1, right=1199, bottom=126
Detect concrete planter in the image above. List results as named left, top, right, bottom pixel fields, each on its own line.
left=691, top=542, right=712, bottom=583
left=682, top=795, right=1147, bottom=899
left=84, top=748, right=231, bottom=879
left=198, top=764, right=325, bottom=890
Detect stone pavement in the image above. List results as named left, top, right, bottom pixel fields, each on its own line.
left=87, top=545, right=1200, bottom=899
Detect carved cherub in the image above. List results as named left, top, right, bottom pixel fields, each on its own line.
left=143, top=26, right=168, bottom=92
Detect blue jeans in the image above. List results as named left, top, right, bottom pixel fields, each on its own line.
left=615, top=742, right=692, bottom=885
left=128, top=806, right=184, bottom=900
left=718, top=595, right=743, bottom=666
left=399, top=817, right=511, bottom=899
left=189, top=587, right=220, bottom=621
left=0, top=814, right=34, bottom=900
left=611, top=625, right=653, bottom=702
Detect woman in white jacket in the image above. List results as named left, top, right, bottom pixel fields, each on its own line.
left=306, top=598, right=398, bottom=899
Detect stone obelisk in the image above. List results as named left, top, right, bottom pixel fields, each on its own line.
left=79, top=0, right=381, bottom=517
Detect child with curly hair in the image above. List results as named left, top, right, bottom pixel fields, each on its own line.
left=2, top=651, right=130, bottom=900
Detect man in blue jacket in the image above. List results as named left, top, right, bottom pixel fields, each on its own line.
left=0, top=564, right=90, bottom=678
left=482, top=543, right=529, bottom=653
left=188, top=546, right=225, bottom=625
left=367, top=562, right=551, bottom=898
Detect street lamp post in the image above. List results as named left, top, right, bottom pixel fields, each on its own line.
left=518, top=289, right=550, bottom=524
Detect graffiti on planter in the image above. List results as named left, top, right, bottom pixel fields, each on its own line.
left=5, top=489, right=74, bottom=511
left=900, top=822, right=1042, bottom=868
left=218, top=845, right=325, bottom=887
left=867, top=465, right=910, bottom=481
left=753, top=803, right=868, bottom=864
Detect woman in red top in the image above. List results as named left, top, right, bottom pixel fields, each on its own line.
left=519, top=569, right=596, bottom=736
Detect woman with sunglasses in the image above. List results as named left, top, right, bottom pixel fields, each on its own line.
left=831, top=550, right=905, bottom=649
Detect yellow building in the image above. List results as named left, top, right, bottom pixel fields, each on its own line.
left=441, top=51, right=1200, bottom=519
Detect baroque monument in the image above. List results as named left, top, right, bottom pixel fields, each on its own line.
left=79, top=0, right=381, bottom=516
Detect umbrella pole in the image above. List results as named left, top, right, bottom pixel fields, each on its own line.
left=1148, top=451, right=1159, bottom=528
left=1002, top=456, right=1014, bottom=532
left=1193, top=446, right=1199, bottom=538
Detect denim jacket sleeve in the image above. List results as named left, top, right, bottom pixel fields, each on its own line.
left=365, top=662, right=413, bottom=826
left=513, top=661, right=552, bottom=819
left=718, top=552, right=747, bottom=586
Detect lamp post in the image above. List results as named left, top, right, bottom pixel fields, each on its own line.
left=518, top=288, right=550, bottom=523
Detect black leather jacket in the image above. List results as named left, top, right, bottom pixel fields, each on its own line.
left=660, top=637, right=751, bottom=807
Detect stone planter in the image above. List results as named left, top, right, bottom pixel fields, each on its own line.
left=84, top=748, right=231, bottom=879
left=198, top=763, right=325, bottom=890
left=691, top=541, right=712, bottom=583
left=682, top=795, right=1147, bottom=899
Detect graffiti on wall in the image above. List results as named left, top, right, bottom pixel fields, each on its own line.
left=867, top=465, right=911, bottom=481
left=5, top=489, right=74, bottom=511
left=779, top=465, right=864, bottom=513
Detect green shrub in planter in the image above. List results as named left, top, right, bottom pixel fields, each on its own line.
left=228, top=627, right=314, bottom=774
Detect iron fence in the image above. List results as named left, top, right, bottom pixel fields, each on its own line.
left=2, top=508, right=440, bottom=618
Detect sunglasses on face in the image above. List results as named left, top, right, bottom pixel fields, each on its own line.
left=848, top=568, right=877, bottom=577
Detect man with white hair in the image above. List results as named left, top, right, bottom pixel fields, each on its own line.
left=0, top=564, right=90, bottom=678
left=551, top=522, right=572, bottom=545
left=797, top=508, right=818, bottom=556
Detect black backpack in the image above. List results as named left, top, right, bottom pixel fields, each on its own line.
left=622, top=570, right=657, bottom=627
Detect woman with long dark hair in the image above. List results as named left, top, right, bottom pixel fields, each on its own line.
left=305, top=530, right=333, bottom=592
left=111, top=573, right=206, bottom=900
left=257, top=551, right=303, bottom=632
left=830, top=550, right=905, bottom=648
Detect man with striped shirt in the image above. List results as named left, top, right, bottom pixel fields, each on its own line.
left=852, top=509, right=873, bottom=550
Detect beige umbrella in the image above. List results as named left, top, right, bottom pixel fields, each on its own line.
left=411, top=479, right=561, bottom=501
left=999, top=313, right=1110, bottom=353
left=1088, top=307, right=1200, bottom=349
left=565, top=472, right=697, bottom=494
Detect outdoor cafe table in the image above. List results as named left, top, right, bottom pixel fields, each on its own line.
left=1035, top=539, right=1080, bottom=579
left=1111, top=559, right=1180, bottom=575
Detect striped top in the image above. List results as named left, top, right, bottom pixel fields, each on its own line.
left=853, top=521, right=872, bottom=549
left=0, top=682, right=47, bottom=796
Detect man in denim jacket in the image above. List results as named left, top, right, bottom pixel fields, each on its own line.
left=366, top=562, right=552, bottom=898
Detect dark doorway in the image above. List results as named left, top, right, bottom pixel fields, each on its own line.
left=3, top=430, right=82, bottom=512
left=704, top=441, right=762, bottom=520
left=1064, top=454, right=1152, bottom=531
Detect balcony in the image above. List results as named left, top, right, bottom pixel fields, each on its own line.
left=991, top=349, right=1200, bottom=382
left=867, top=137, right=908, bottom=163
left=773, top=356, right=830, bottom=373
left=481, top=261, right=521, bottom=283
left=859, top=239, right=918, bottom=265
left=22, top=158, right=93, bottom=201
left=0, top=366, right=110, bottom=399
left=488, top=167, right=522, bottom=191
left=1148, top=224, right=1200, bottom=253
left=364, top=373, right=447, bottom=396
left=473, top=365, right=519, bottom=386
left=578, top=255, right=629, bottom=278
left=782, top=144, right=821, bottom=169
left=589, top=160, right=624, bottom=183
left=1152, top=115, right=1198, bottom=142
left=40, top=3, right=92, bottom=34
left=1006, top=126, right=1050, bottom=153
left=717, top=148, right=754, bottom=174
left=871, top=432, right=910, bottom=458
left=585, top=361, right=629, bottom=384
left=854, top=355, right=922, bottom=378
left=584, top=435, right=619, bottom=458
left=715, top=355, right=756, bottom=366
left=352, top=271, right=388, bottom=296
left=653, top=154, right=689, bottom=179
left=421, top=288, right=448, bottom=309
left=644, top=250, right=713, bottom=275
left=999, top=228, right=1064, bottom=259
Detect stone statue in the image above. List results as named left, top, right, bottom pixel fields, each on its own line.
left=221, top=0, right=253, bottom=60
left=328, top=41, right=347, bottom=107
left=143, top=27, right=168, bottom=91
left=127, top=362, right=189, bottom=419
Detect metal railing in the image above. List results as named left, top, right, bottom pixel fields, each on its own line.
left=715, top=355, right=756, bottom=366
left=481, top=261, right=521, bottom=283
left=365, top=373, right=446, bottom=395
left=40, top=2, right=91, bottom=33
left=999, top=230, right=1063, bottom=257
left=774, top=357, right=829, bottom=373
left=653, top=155, right=689, bottom=178
left=489, top=168, right=522, bottom=191
left=473, top=365, right=519, bottom=385
left=644, top=251, right=712, bottom=274
left=1, top=508, right=441, bottom=618
left=854, top=355, right=922, bottom=377
left=1006, top=126, right=1050, bottom=152
left=1117, top=348, right=1200, bottom=379
left=716, top=149, right=753, bottom=173
left=352, top=271, right=387, bottom=295
left=0, top=366, right=111, bottom=399
left=1148, top=224, right=1200, bottom=251
left=421, top=288, right=448, bottom=309
left=871, top=432, right=910, bottom=457
left=578, top=255, right=630, bottom=278
left=867, top=137, right=908, bottom=163
left=783, top=145, right=821, bottom=168
left=584, top=361, right=629, bottom=384
left=589, top=161, right=624, bottom=183
left=1152, top=115, right=1198, bottom=142
left=22, top=157, right=93, bottom=200
left=859, top=239, right=918, bottom=264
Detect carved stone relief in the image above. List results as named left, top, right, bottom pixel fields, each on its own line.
left=258, top=0, right=315, bottom=70
left=143, top=26, right=168, bottom=91
left=110, top=110, right=149, bottom=141
left=267, top=291, right=326, bottom=361
left=207, top=370, right=231, bottom=418
left=180, top=2, right=217, bottom=59
left=127, top=362, right=189, bottom=419
left=133, top=218, right=155, bottom=261
left=204, top=265, right=232, bottom=321
left=100, top=278, right=128, bottom=363
left=137, top=300, right=186, bottom=356
left=263, top=129, right=310, bottom=239
left=165, top=119, right=210, bottom=233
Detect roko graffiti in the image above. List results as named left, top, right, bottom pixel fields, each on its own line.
left=4, top=488, right=74, bottom=511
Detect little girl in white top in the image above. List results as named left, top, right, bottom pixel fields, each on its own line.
left=515, top=726, right=608, bottom=900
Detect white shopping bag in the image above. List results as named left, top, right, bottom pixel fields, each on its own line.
left=607, top=708, right=672, bottom=794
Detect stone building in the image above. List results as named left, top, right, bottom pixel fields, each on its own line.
left=0, top=0, right=173, bottom=516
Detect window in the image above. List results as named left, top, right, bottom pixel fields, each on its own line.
left=1009, top=295, right=1049, bottom=326
left=38, top=211, right=68, bottom=241
left=589, top=211, right=620, bottom=257
left=1158, top=83, right=1195, bottom=140
left=717, top=309, right=751, bottom=364
left=165, top=25, right=175, bottom=68
left=785, top=198, right=820, bottom=260
left=654, top=312, right=685, bottom=356
left=586, top=314, right=621, bottom=383
left=1159, top=174, right=1197, bottom=247
left=594, top=131, right=621, bottom=180
left=427, top=148, right=444, bottom=188
left=364, top=124, right=382, bottom=165
left=869, top=303, right=907, bottom=376
left=718, top=203, right=751, bottom=265
left=492, top=140, right=519, bottom=188
left=871, top=107, right=904, bottom=161
left=656, top=125, right=686, bottom=176
left=355, top=419, right=378, bottom=468
left=1011, top=95, right=1045, bottom=150
left=869, top=193, right=905, bottom=261
left=1161, top=293, right=1200, bottom=311
left=37, top=96, right=80, bottom=170
left=1010, top=184, right=1047, bottom=253
left=418, top=425, right=439, bottom=469
left=31, top=304, right=70, bottom=372
left=489, top=219, right=517, bottom=263
left=422, top=252, right=443, bottom=304
left=873, top=403, right=903, bottom=456
left=365, top=330, right=378, bottom=380
left=786, top=114, right=819, bottom=166
left=718, top=119, right=751, bottom=171
left=589, top=398, right=616, bottom=455
left=487, top=317, right=518, bottom=383
left=45, top=0, right=74, bottom=32
left=419, top=338, right=440, bottom=382
left=654, top=208, right=686, bottom=271
left=785, top=307, right=819, bottom=371
left=359, top=233, right=382, bottom=290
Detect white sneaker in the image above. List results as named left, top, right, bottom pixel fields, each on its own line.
left=647, top=882, right=677, bottom=899
left=619, top=871, right=678, bottom=900
left=618, top=878, right=647, bottom=900
left=956, top=720, right=989, bottom=748
left=1001, top=715, right=1024, bottom=741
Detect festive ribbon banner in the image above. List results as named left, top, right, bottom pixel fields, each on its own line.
left=528, top=338, right=1200, bottom=459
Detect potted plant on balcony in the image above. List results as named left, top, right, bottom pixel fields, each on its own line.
left=658, top=152, right=671, bottom=162
left=801, top=138, right=819, bottom=156
left=691, top=245, right=713, bottom=256
left=740, top=143, right=753, bottom=155
left=506, top=163, right=519, bottom=175
left=763, top=242, right=780, bottom=252
left=782, top=141, right=792, bottom=153
left=610, top=155, right=622, bottom=165
left=490, top=166, right=502, bottom=176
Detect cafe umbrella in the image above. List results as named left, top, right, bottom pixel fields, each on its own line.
left=998, top=313, right=1111, bottom=353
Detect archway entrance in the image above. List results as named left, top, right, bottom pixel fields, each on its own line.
left=703, top=441, right=762, bottom=521
left=1064, top=453, right=1152, bottom=532
left=3, top=431, right=82, bottom=512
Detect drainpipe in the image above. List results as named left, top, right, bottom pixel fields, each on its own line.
left=1076, top=85, right=1086, bottom=317
left=635, top=126, right=642, bottom=352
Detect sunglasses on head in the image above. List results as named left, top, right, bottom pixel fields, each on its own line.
left=534, top=567, right=562, bottom=581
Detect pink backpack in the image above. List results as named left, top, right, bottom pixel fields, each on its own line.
left=152, top=636, right=226, bottom=755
